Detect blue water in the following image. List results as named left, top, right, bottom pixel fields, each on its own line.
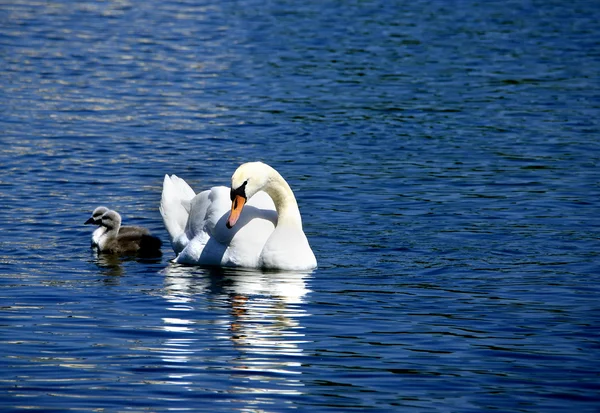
left=1, top=0, right=600, bottom=411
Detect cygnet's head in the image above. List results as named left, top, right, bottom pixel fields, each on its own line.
left=100, top=210, right=122, bottom=230
left=85, top=206, right=109, bottom=225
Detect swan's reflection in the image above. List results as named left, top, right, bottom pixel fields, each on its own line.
left=159, top=263, right=312, bottom=401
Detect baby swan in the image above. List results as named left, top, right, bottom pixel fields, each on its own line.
left=85, top=206, right=150, bottom=247
left=96, top=210, right=162, bottom=256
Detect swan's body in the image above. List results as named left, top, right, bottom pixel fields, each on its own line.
left=85, top=206, right=150, bottom=247
left=91, top=210, right=162, bottom=256
left=160, top=162, right=317, bottom=270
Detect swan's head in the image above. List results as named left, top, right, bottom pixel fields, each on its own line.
left=85, top=206, right=109, bottom=225
left=227, top=162, right=271, bottom=228
left=100, top=210, right=122, bottom=231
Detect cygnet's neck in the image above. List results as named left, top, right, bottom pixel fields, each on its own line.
left=97, top=225, right=117, bottom=250
left=103, top=220, right=121, bottom=240
left=93, top=226, right=107, bottom=244
left=263, top=172, right=303, bottom=228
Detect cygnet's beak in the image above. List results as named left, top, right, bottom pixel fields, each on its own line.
left=226, top=195, right=246, bottom=228
left=84, top=217, right=96, bottom=225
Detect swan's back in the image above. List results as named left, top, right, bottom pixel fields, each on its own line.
left=173, top=188, right=277, bottom=267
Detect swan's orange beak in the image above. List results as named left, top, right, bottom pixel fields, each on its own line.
left=226, top=195, right=246, bottom=228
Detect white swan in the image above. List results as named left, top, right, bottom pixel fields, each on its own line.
left=160, top=162, right=317, bottom=270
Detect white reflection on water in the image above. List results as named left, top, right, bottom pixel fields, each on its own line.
left=159, top=264, right=312, bottom=402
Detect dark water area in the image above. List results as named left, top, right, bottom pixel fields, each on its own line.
left=1, top=0, right=599, bottom=411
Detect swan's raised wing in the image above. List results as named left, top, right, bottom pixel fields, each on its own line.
left=160, top=174, right=196, bottom=253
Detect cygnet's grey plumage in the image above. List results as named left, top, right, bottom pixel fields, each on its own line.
left=94, top=210, right=162, bottom=256
left=85, top=206, right=150, bottom=247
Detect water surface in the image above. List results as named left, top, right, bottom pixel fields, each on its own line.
left=1, top=0, right=599, bottom=411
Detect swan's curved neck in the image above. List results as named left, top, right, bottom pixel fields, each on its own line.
left=263, top=172, right=303, bottom=228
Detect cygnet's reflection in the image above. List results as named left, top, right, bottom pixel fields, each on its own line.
left=91, top=250, right=162, bottom=280
left=159, top=263, right=312, bottom=398
left=93, top=253, right=124, bottom=278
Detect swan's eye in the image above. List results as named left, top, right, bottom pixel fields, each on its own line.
left=230, top=180, right=248, bottom=201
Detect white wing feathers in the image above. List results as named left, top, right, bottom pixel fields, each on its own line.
left=160, top=174, right=196, bottom=254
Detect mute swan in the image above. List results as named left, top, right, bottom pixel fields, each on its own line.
left=85, top=206, right=151, bottom=247
left=160, top=162, right=317, bottom=270
left=94, top=210, right=162, bottom=256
